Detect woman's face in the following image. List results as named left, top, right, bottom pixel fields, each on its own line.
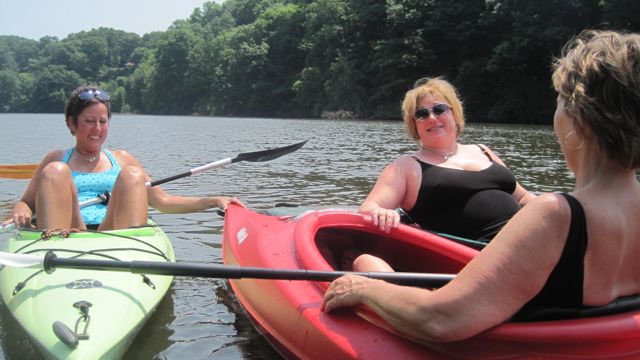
left=68, top=102, right=110, bottom=152
left=415, top=94, right=457, bottom=147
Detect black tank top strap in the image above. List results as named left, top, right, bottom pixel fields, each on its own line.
left=476, top=144, right=493, bottom=162
left=411, top=155, right=431, bottom=169
left=554, top=192, right=588, bottom=306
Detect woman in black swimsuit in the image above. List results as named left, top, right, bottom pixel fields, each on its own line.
left=324, top=30, right=640, bottom=341
left=360, top=77, right=535, bottom=239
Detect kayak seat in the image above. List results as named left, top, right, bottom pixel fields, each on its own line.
left=513, top=293, right=640, bottom=322
left=315, top=228, right=468, bottom=275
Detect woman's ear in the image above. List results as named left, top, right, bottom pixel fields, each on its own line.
left=66, top=116, right=76, bottom=135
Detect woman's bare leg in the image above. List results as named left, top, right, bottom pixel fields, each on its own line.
left=35, top=162, right=84, bottom=230
left=99, top=165, right=148, bottom=230
left=352, top=254, right=395, bottom=272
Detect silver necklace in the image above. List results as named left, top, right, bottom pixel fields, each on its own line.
left=442, top=151, right=456, bottom=161
left=423, top=144, right=458, bottom=161
left=74, top=147, right=99, bottom=163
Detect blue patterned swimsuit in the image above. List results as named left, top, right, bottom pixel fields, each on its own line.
left=62, top=148, right=121, bottom=225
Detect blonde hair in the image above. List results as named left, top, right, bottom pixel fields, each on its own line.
left=552, top=30, right=640, bottom=169
left=401, top=77, right=465, bottom=143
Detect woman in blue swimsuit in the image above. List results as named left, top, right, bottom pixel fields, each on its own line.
left=6, top=85, right=243, bottom=230
left=324, top=30, right=640, bottom=342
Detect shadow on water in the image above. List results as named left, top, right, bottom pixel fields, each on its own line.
left=123, top=289, right=176, bottom=360
left=0, top=295, right=39, bottom=359
left=214, top=284, right=283, bottom=360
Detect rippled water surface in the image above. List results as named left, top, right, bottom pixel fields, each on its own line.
left=0, top=114, right=571, bottom=359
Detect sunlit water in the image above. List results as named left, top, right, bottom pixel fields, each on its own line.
left=0, top=114, right=571, bottom=359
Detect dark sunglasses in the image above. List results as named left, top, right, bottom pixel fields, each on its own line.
left=78, top=89, right=110, bottom=102
left=415, top=104, right=452, bottom=120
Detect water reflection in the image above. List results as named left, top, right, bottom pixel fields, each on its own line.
left=461, top=124, right=572, bottom=193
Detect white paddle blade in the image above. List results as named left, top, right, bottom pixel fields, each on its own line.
left=0, top=252, right=44, bottom=268
left=0, top=223, right=16, bottom=234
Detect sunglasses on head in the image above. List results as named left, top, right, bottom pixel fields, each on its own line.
left=78, top=89, right=110, bottom=102
left=415, top=104, right=452, bottom=120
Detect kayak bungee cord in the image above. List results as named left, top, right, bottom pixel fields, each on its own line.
left=10, top=250, right=160, bottom=295
left=5, top=227, right=173, bottom=295
left=11, top=226, right=171, bottom=261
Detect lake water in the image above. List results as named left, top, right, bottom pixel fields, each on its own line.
left=0, top=113, right=571, bottom=359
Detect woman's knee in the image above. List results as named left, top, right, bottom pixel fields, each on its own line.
left=40, top=162, right=72, bottom=183
left=353, top=254, right=394, bottom=272
left=116, top=165, right=146, bottom=187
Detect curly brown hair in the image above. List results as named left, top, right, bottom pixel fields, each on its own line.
left=552, top=30, right=640, bottom=169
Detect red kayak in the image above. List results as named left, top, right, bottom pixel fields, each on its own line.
left=222, top=204, right=640, bottom=359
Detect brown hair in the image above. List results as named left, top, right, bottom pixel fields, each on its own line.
left=64, top=85, right=111, bottom=135
left=401, top=77, right=465, bottom=143
left=552, top=30, right=640, bottom=168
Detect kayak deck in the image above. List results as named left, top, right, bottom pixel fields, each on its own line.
left=0, top=224, right=175, bottom=359
left=223, top=205, right=640, bottom=359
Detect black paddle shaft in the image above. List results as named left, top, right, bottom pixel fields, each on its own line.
left=42, top=252, right=454, bottom=287
left=149, top=170, right=192, bottom=187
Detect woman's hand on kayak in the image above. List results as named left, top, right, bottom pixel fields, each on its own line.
left=322, top=274, right=380, bottom=313
left=6, top=201, right=34, bottom=229
left=369, top=208, right=400, bottom=233
left=214, top=196, right=246, bottom=210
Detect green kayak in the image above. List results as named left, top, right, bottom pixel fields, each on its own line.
left=0, top=222, right=175, bottom=359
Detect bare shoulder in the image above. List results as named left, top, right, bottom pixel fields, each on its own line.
left=497, top=192, right=571, bottom=247
left=108, top=148, right=131, bottom=157
left=532, top=192, right=571, bottom=214
left=378, top=154, right=415, bottom=171
left=396, top=154, right=418, bottom=165
left=391, top=154, right=421, bottom=174
left=108, top=148, right=140, bottom=165
left=41, top=149, right=67, bottom=164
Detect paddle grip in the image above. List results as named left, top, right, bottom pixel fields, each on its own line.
left=43, top=251, right=57, bottom=274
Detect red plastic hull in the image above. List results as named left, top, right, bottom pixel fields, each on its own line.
left=222, top=205, right=640, bottom=359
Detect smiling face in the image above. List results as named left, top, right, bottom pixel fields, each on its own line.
left=402, top=78, right=465, bottom=145
left=67, top=102, right=110, bottom=153
left=415, top=94, right=457, bottom=147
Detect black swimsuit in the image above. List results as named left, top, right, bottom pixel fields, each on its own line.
left=406, top=145, right=521, bottom=240
left=513, top=192, right=588, bottom=321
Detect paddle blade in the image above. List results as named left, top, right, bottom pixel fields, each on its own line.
left=232, top=140, right=307, bottom=163
left=0, top=252, right=44, bottom=268
left=0, top=163, right=37, bottom=179
left=0, top=223, right=16, bottom=234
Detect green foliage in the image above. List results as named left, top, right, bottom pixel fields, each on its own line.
left=31, top=65, right=83, bottom=113
left=0, top=70, right=19, bottom=111
left=1, top=0, right=639, bottom=123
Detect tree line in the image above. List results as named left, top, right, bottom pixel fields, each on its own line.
left=0, top=0, right=638, bottom=124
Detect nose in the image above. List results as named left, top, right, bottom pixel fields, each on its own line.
left=423, top=112, right=439, bottom=121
